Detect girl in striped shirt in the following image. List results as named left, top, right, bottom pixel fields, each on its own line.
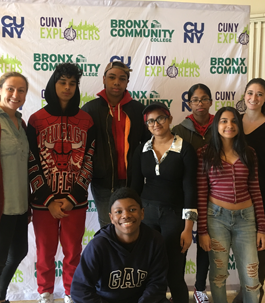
left=197, top=106, right=265, bottom=303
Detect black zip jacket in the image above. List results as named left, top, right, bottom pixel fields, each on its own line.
left=82, top=95, right=150, bottom=190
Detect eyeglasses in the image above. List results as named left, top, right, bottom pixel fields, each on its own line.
left=146, top=115, right=168, bottom=127
left=190, top=98, right=211, bottom=105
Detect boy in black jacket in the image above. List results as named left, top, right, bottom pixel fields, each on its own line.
left=71, top=187, right=170, bottom=303
left=81, top=61, right=150, bottom=228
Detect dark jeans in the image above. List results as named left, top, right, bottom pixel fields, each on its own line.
left=91, top=181, right=126, bottom=228
left=142, top=199, right=188, bottom=303
left=259, top=250, right=265, bottom=303
left=195, top=233, right=209, bottom=291
left=0, top=212, right=28, bottom=300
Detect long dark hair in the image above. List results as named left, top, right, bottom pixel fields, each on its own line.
left=203, top=106, right=255, bottom=178
left=244, top=78, right=265, bottom=114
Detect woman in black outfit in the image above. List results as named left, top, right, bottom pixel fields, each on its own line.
left=131, top=102, right=197, bottom=303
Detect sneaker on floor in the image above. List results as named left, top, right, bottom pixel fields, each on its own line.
left=38, top=292, right=54, bottom=303
left=64, top=295, right=74, bottom=303
left=193, top=287, right=210, bottom=303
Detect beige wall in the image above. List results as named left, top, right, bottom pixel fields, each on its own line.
left=138, top=0, right=265, bottom=15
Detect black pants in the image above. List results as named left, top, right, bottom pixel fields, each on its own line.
left=258, top=250, right=265, bottom=303
left=0, top=212, right=28, bottom=300
left=142, top=199, right=188, bottom=303
left=195, top=233, right=210, bottom=291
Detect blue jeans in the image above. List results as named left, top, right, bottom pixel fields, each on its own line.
left=142, top=199, right=188, bottom=303
left=207, top=202, right=260, bottom=303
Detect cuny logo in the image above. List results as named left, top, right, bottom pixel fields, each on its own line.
left=217, top=23, right=249, bottom=45
left=33, top=53, right=100, bottom=76
left=0, top=54, right=22, bottom=73
left=167, top=58, right=200, bottom=78
left=110, top=56, right=131, bottom=68
left=183, top=22, right=204, bottom=43
left=210, top=57, right=247, bottom=74
left=110, top=19, right=174, bottom=42
left=1, top=15, right=24, bottom=38
left=182, top=91, right=191, bottom=112
left=129, top=90, right=173, bottom=108
left=40, top=17, right=100, bottom=41
left=41, top=89, right=96, bottom=108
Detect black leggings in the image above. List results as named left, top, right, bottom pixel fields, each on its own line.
left=0, top=212, right=28, bottom=300
left=195, top=233, right=210, bottom=291
left=142, top=200, right=188, bottom=303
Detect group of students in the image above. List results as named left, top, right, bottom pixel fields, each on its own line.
left=0, top=61, right=265, bottom=303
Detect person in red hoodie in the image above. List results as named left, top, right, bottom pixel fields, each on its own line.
left=27, top=63, right=95, bottom=303
left=82, top=61, right=150, bottom=228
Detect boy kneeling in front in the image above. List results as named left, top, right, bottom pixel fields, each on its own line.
left=71, top=187, right=170, bottom=303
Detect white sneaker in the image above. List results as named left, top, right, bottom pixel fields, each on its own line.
left=193, top=287, right=210, bottom=303
left=64, top=295, right=74, bottom=303
left=38, top=292, right=54, bottom=303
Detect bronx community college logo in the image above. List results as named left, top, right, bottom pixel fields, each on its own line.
left=110, top=19, right=174, bottom=42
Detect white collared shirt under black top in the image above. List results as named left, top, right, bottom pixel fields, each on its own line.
left=131, top=134, right=198, bottom=217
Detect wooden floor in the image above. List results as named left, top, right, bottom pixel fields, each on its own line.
left=11, top=290, right=238, bottom=303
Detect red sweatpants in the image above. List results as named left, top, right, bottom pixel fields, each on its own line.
left=33, top=208, right=87, bottom=295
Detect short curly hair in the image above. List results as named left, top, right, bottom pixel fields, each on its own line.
left=54, top=63, right=83, bottom=85
left=109, top=187, right=143, bottom=212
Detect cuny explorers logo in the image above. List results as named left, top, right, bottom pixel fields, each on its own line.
left=110, top=19, right=174, bottom=42
left=238, top=25, right=249, bottom=45
left=12, top=269, right=23, bottom=283
left=82, top=227, right=96, bottom=246
left=167, top=58, right=200, bottom=78
left=40, top=17, right=100, bottom=41
left=33, top=53, right=100, bottom=76
left=145, top=56, right=168, bottom=77
left=129, top=90, right=173, bottom=109
left=145, top=56, right=200, bottom=78
left=215, top=90, right=237, bottom=111
left=1, top=15, right=24, bottom=38
left=236, top=95, right=247, bottom=113
left=217, top=23, right=249, bottom=45
left=0, top=54, right=22, bottom=73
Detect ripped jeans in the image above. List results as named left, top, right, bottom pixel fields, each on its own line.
left=207, top=202, right=260, bottom=303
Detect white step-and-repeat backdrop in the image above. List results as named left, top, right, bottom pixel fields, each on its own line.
left=0, top=0, right=249, bottom=300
